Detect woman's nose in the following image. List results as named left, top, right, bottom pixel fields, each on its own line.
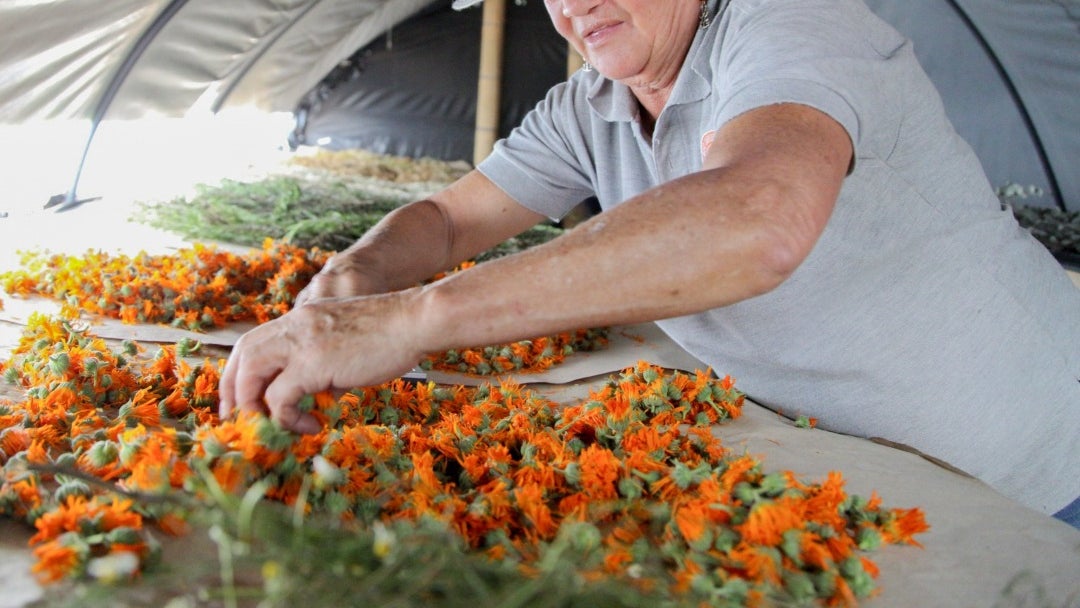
left=560, top=0, right=601, bottom=18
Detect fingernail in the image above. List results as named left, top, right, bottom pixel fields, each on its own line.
left=295, top=414, right=322, bottom=435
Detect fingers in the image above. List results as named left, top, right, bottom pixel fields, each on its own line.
left=219, top=295, right=412, bottom=435
left=264, top=369, right=324, bottom=434
left=218, top=314, right=329, bottom=435
left=219, top=345, right=323, bottom=434
left=293, top=276, right=329, bottom=307
left=218, top=327, right=288, bottom=423
left=218, top=339, right=243, bottom=421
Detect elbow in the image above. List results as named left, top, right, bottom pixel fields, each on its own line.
left=733, top=235, right=803, bottom=298
left=739, top=192, right=831, bottom=297
left=755, top=235, right=807, bottom=292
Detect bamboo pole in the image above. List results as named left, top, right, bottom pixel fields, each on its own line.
left=472, top=0, right=507, bottom=166
left=566, top=43, right=584, bottom=76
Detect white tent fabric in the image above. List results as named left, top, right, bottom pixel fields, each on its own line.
left=0, top=0, right=437, bottom=121
left=0, top=0, right=1077, bottom=210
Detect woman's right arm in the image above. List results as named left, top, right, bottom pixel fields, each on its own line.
left=295, top=169, right=548, bottom=304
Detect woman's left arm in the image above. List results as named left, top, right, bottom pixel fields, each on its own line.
left=218, top=102, right=852, bottom=432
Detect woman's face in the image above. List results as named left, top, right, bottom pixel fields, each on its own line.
left=543, top=0, right=701, bottom=85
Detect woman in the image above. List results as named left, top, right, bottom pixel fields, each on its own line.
left=219, top=0, right=1080, bottom=527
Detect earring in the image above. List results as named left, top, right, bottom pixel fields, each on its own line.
left=698, top=0, right=711, bottom=29
left=582, top=60, right=593, bottom=72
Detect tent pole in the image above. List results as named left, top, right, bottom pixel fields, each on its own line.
left=945, top=0, right=1064, bottom=212
left=566, top=43, right=584, bottom=77
left=45, top=0, right=192, bottom=212
left=472, top=0, right=506, bottom=166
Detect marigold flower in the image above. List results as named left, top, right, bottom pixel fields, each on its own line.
left=0, top=282, right=927, bottom=601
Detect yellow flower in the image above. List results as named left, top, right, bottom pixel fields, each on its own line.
left=372, top=522, right=396, bottom=560
left=86, top=550, right=140, bottom=583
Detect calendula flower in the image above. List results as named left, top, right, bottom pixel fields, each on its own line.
left=1, top=248, right=928, bottom=605
left=30, top=535, right=85, bottom=583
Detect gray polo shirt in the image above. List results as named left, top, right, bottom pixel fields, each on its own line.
left=477, top=0, right=1080, bottom=515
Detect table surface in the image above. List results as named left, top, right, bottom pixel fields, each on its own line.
left=2, top=295, right=1079, bottom=608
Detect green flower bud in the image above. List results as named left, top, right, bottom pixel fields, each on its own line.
left=561, top=462, right=581, bottom=487
left=54, top=452, right=77, bottom=469
left=87, top=441, right=120, bottom=468
left=106, top=526, right=143, bottom=546
left=48, top=352, right=71, bottom=376
left=54, top=480, right=93, bottom=503
left=618, top=476, right=643, bottom=500
left=759, top=472, right=788, bottom=497
left=733, top=481, right=758, bottom=504
left=784, top=571, right=817, bottom=602
left=563, top=521, right=603, bottom=553
left=857, top=526, right=883, bottom=551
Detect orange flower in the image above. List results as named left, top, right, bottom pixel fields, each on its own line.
left=514, top=483, right=557, bottom=539
left=880, top=508, right=930, bottom=547
left=577, top=444, right=621, bottom=501
left=31, top=540, right=82, bottom=583
left=0, top=302, right=927, bottom=599
left=0, top=427, right=31, bottom=459
left=124, top=434, right=176, bottom=493
left=721, top=454, right=758, bottom=492
left=737, top=498, right=806, bottom=546
left=674, top=502, right=710, bottom=543
left=729, top=543, right=782, bottom=585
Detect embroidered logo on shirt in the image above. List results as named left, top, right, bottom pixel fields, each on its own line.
left=700, top=129, right=718, bottom=162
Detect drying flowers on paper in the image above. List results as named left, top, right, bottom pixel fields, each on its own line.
left=1, top=239, right=330, bottom=331
left=0, top=311, right=928, bottom=607
left=0, top=240, right=608, bottom=377
left=0, top=241, right=927, bottom=606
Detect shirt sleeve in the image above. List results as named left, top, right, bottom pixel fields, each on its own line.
left=710, top=0, right=911, bottom=163
left=476, top=77, right=599, bottom=220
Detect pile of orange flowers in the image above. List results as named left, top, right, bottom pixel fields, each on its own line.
left=0, top=241, right=608, bottom=376
left=1, top=240, right=330, bottom=330
left=420, top=328, right=609, bottom=376
left=0, top=313, right=927, bottom=605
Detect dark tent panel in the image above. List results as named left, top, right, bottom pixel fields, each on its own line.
left=291, top=1, right=568, bottom=162
left=864, top=0, right=1080, bottom=211
left=0, top=0, right=1074, bottom=210
left=289, top=0, right=1079, bottom=211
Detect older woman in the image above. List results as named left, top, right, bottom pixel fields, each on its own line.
left=219, top=0, right=1080, bottom=527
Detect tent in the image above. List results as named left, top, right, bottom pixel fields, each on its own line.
left=861, top=0, right=1080, bottom=212
left=289, top=1, right=569, bottom=162
left=0, top=0, right=1077, bottom=210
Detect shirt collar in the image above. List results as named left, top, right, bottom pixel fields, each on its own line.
left=585, top=0, right=724, bottom=122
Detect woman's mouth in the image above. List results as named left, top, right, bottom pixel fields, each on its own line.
left=581, top=20, right=621, bottom=46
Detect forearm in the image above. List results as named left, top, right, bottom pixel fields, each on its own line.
left=407, top=168, right=803, bottom=353
left=303, top=170, right=547, bottom=302
left=219, top=104, right=849, bottom=431
left=322, top=199, right=455, bottom=294
left=405, top=100, right=853, bottom=354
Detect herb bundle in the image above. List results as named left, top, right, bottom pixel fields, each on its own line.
left=131, top=173, right=564, bottom=261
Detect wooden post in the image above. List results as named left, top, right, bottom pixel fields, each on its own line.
left=472, top=0, right=506, bottom=166
left=566, top=42, right=584, bottom=77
